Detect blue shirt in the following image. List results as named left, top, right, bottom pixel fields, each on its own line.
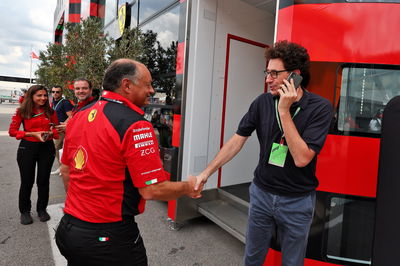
left=236, top=91, right=333, bottom=196
left=52, top=98, right=74, bottom=123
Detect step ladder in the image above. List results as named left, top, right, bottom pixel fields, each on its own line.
left=198, top=188, right=249, bottom=243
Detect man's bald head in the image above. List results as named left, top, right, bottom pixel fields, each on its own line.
left=102, top=59, right=144, bottom=92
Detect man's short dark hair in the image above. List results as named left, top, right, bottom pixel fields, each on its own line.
left=52, top=85, right=63, bottom=92
left=102, top=60, right=139, bottom=92
left=73, top=78, right=92, bottom=89
left=265, top=40, right=310, bottom=88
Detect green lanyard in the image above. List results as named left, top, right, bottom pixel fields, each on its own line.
left=53, top=98, right=64, bottom=110
left=32, top=112, right=44, bottom=118
left=274, top=99, right=301, bottom=140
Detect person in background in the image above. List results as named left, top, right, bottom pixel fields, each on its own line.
left=71, top=78, right=95, bottom=115
left=50, top=86, right=73, bottom=175
left=193, top=41, right=333, bottom=266
left=18, top=89, right=27, bottom=105
left=9, top=85, right=59, bottom=225
left=369, top=108, right=383, bottom=132
left=55, top=59, right=202, bottom=265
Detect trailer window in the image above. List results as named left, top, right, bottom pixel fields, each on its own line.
left=138, top=0, right=178, bottom=25
left=139, top=3, right=181, bottom=181
left=104, top=0, right=118, bottom=27
left=336, top=66, right=400, bottom=135
left=326, top=196, right=375, bottom=265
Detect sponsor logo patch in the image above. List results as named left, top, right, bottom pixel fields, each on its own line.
left=134, top=140, right=154, bottom=148
left=141, top=168, right=162, bottom=175
left=140, top=147, right=155, bottom=156
left=73, top=146, right=88, bottom=170
left=133, top=127, right=150, bottom=133
left=133, top=132, right=152, bottom=141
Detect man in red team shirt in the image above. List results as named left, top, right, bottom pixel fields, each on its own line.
left=71, top=78, right=95, bottom=115
left=55, top=59, right=202, bottom=266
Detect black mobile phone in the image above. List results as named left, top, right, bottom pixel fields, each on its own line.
left=41, top=133, right=49, bottom=141
left=287, top=72, right=303, bottom=89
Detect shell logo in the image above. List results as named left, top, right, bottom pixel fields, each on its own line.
left=88, top=109, right=97, bottom=122
left=73, top=146, right=88, bottom=170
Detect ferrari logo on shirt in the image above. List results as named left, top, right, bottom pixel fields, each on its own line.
left=73, top=146, right=88, bottom=170
left=88, top=109, right=97, bottom=122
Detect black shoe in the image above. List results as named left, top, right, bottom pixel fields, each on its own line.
left=38, top=210, right=50, bottom=222
left=20, top=212, right=33, bottom=225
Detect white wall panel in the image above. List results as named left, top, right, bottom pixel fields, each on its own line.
left=182, top=0, right=275, bottom=188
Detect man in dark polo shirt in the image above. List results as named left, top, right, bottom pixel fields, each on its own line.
left=55, top=59, right=202, bottom=266
left=50, top=86, right=73, bottom=175
left=193, top=41, right=332, bottom=266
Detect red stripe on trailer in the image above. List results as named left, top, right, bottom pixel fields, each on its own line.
left=277, top=3, right=400, bottom=65
left=172, top=114, right=181, bottom=147
left=176, top=42, right=185, bottom=75
left=316, top=134, right=379, bottom=198
left=69, top=13, right=80, bottom=23
left=70, top=0, right=81, bottom=3
left=90, top=2, right=105, bottom=17
left=264, top=249, right=341, bottom=266
left=168, top=200, right=176, bottom=220
left=90, top=2, right=98, bottom=16
left=97, top=4, right=105, bottom=18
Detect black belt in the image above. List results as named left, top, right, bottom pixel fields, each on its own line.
left=62, top=213, right=136, bottom=230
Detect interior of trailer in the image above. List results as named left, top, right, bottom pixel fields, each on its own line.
left=181, top=0, right=277, bottom=241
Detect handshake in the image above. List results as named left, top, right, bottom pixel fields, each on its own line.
left=187, top=174, right=208, bottom=199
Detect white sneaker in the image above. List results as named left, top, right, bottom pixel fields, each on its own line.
left=51, top=168, right=60, bottom=175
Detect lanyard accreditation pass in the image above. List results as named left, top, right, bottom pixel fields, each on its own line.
left=268, top=99, right=300, bottom=167
left=33, top=112, right=44, bottom=118
left=53, top=98, right=64, bottom=110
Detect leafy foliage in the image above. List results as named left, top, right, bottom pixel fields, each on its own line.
left=108, top=27, right=144, bottom=62
left=64, top=18, right=111, bottom=92
left=35, top=43, right=68, bottom=91
left=35, top=17, right=177, bottom=103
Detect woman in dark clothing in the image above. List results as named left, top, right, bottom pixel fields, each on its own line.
left=9, top=85, right=59, bottom=225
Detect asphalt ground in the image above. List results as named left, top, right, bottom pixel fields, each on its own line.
left=0, top=102, right=244, bottom=266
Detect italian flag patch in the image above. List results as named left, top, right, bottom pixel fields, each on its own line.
left=145, top=178, right=158, bottom=185
left=98, top=237, right=109, bottom=242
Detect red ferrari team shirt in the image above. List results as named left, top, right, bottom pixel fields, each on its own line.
left=61, top=91, right=169, bottom=223
left=9, top=108, right=59, bottom=142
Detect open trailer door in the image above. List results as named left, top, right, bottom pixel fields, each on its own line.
left=170, top=0, right=276, bottom=236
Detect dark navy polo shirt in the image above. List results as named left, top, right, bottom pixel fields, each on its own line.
left=52, top=98, right=73, bottom=122
left=236, top=91, right=333, bottom=196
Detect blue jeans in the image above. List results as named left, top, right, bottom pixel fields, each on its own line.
left=244, top=183, right=315, bottom=266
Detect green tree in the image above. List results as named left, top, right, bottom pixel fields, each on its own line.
left=35, top=42, right=68, bottom=91
left=139, top=30, right=177, bottom=104
left=64, top=17, right=111, bottom=91
left=108, top=27, right=144, bottom=62
left=36, top=17, right=147, bottom=98
left=36, top=17, right=178, bottom=102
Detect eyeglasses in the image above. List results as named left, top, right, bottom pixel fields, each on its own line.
left=51, top=91, right=61, bottom=94
left=264, top=70, right=288, bottom=79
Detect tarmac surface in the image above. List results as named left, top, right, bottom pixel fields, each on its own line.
left=0, top=102, right=244, bottom=266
